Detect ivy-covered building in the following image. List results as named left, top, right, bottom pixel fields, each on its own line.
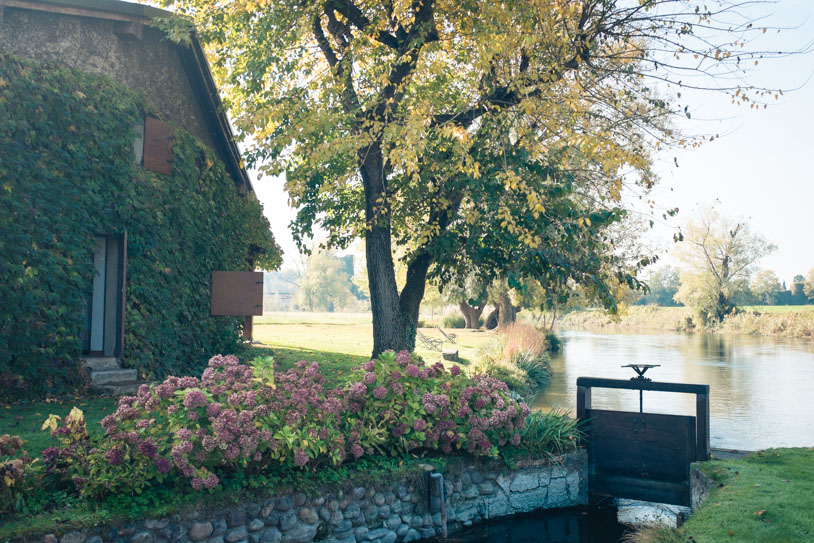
left=0, top=0, right=282, bottom=398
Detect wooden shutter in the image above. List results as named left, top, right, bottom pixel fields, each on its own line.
left=143, top=116, right=173, bottom=175
left=211, top=271, right=263, bottom=316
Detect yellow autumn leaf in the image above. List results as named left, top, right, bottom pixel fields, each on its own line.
left=41, top=414, right=61, bottom=432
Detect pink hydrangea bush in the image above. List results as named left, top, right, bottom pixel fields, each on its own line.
left=100, top=355, right=347, bottom=491
left=344, top=351, right=529, bottom=458
left=51, top=351, right=528, bottom=495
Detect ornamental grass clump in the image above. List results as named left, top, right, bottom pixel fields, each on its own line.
left=474, top=323, right=552, bottom=401
left=517, top=410, right=583, bottom=461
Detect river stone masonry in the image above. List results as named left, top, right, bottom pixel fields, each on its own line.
left=24, top=451, right=587, bottom=543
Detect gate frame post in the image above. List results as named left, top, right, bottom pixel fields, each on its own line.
left=696, top=392, right=710, bottom=461
left=577, top=384, right=591, bottom=421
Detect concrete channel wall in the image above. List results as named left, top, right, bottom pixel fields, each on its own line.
left=22, top=451, right=588, bottom=543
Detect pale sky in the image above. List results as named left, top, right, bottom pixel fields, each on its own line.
left=252, top=1, right=814, bottom=285
left=645, top=0, right=814, bottom=284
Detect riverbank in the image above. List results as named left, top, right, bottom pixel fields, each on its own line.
left=558, top=306, right=814, bottom=338
left=629, top=447, right=814, bottom=543
left=1, top=451, right=589, bottom=542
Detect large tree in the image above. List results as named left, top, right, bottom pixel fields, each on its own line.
left=750, top=269, right=781, bottom=305
left=636, top=265, right=681, bottom=306
left=805, top=268, right=814, bottom=303
left=169, top=0, right=786, bottom=354
left=297, top=249, right=355, bottom=311
left=674, top=207, right=775, bottom=322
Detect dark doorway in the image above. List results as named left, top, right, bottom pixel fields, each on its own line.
left=81, top=235, right=125, bottom=357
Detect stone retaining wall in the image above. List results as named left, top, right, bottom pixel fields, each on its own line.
left=26, top=451, right=587, bottom=543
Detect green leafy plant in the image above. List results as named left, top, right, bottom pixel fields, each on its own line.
left=0, top=434, right=29, bottom=514
left=39, top=407, right=170, bottom=500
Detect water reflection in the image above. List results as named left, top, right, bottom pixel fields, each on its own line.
left=434, top=507, right=628, bottom=543
left=535, top=330, right=814, bottom=450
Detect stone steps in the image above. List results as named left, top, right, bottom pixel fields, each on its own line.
left=99, top=381, right=144, bottom=396
left=82, top=356, right=119, bottom=371
left=90, top=368, right=138, bottom=385
left=82, top=357, right=147, bottom=396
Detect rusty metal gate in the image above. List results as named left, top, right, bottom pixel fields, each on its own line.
left=577, top=374, right=710, bottom=506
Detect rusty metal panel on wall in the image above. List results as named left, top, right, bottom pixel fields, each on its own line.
left=210, top=271, right=263, bottom=316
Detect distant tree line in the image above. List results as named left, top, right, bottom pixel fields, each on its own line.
left=264, top=249, right=370, bottom=313
left=634, top=265, right=814, bottom=309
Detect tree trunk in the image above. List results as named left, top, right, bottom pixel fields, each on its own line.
left=484, top=307, right=499, bottom=330
left=496, top=291, right=517, bottom=328
left=399, top=252, right=432, bottom=351
left=459, top=301, right=485, bottom=329
left=395, top=187, right=464, bottom=348
left=360, top=143, right=409, bottom=356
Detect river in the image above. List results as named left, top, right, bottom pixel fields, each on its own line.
left=535, top=329, right=814, bottom=451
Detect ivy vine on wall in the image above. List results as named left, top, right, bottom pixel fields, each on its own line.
left=0, top=53, right=281, bottom=399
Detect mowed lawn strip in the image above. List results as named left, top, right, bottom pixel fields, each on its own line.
left=677, top=448, right=814, bottom=542
left=252, top=312, right=498, bottom=371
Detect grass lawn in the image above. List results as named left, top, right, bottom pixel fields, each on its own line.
left=637, top=448, right=814, bottom=543
left=684, top=448, right=814, bottom=542
left=252, top=311, right=497, bottom=375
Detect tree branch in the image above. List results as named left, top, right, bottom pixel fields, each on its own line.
left=325, top=0, right=400, bottom=49
left=312, top=14, right=339, bottom=67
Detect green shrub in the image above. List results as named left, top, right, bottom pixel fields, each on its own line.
left=544, top=332, right=561, bottom=352
left=514, top=352, right=551, bottom=390
left=442, top=315, right=467, bottom=329
left=473, top=323, right=552, bottom=401
left=0, top=54, right=281, bottom=398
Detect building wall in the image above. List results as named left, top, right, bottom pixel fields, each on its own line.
left=0, top=7, right=218, bottom=152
